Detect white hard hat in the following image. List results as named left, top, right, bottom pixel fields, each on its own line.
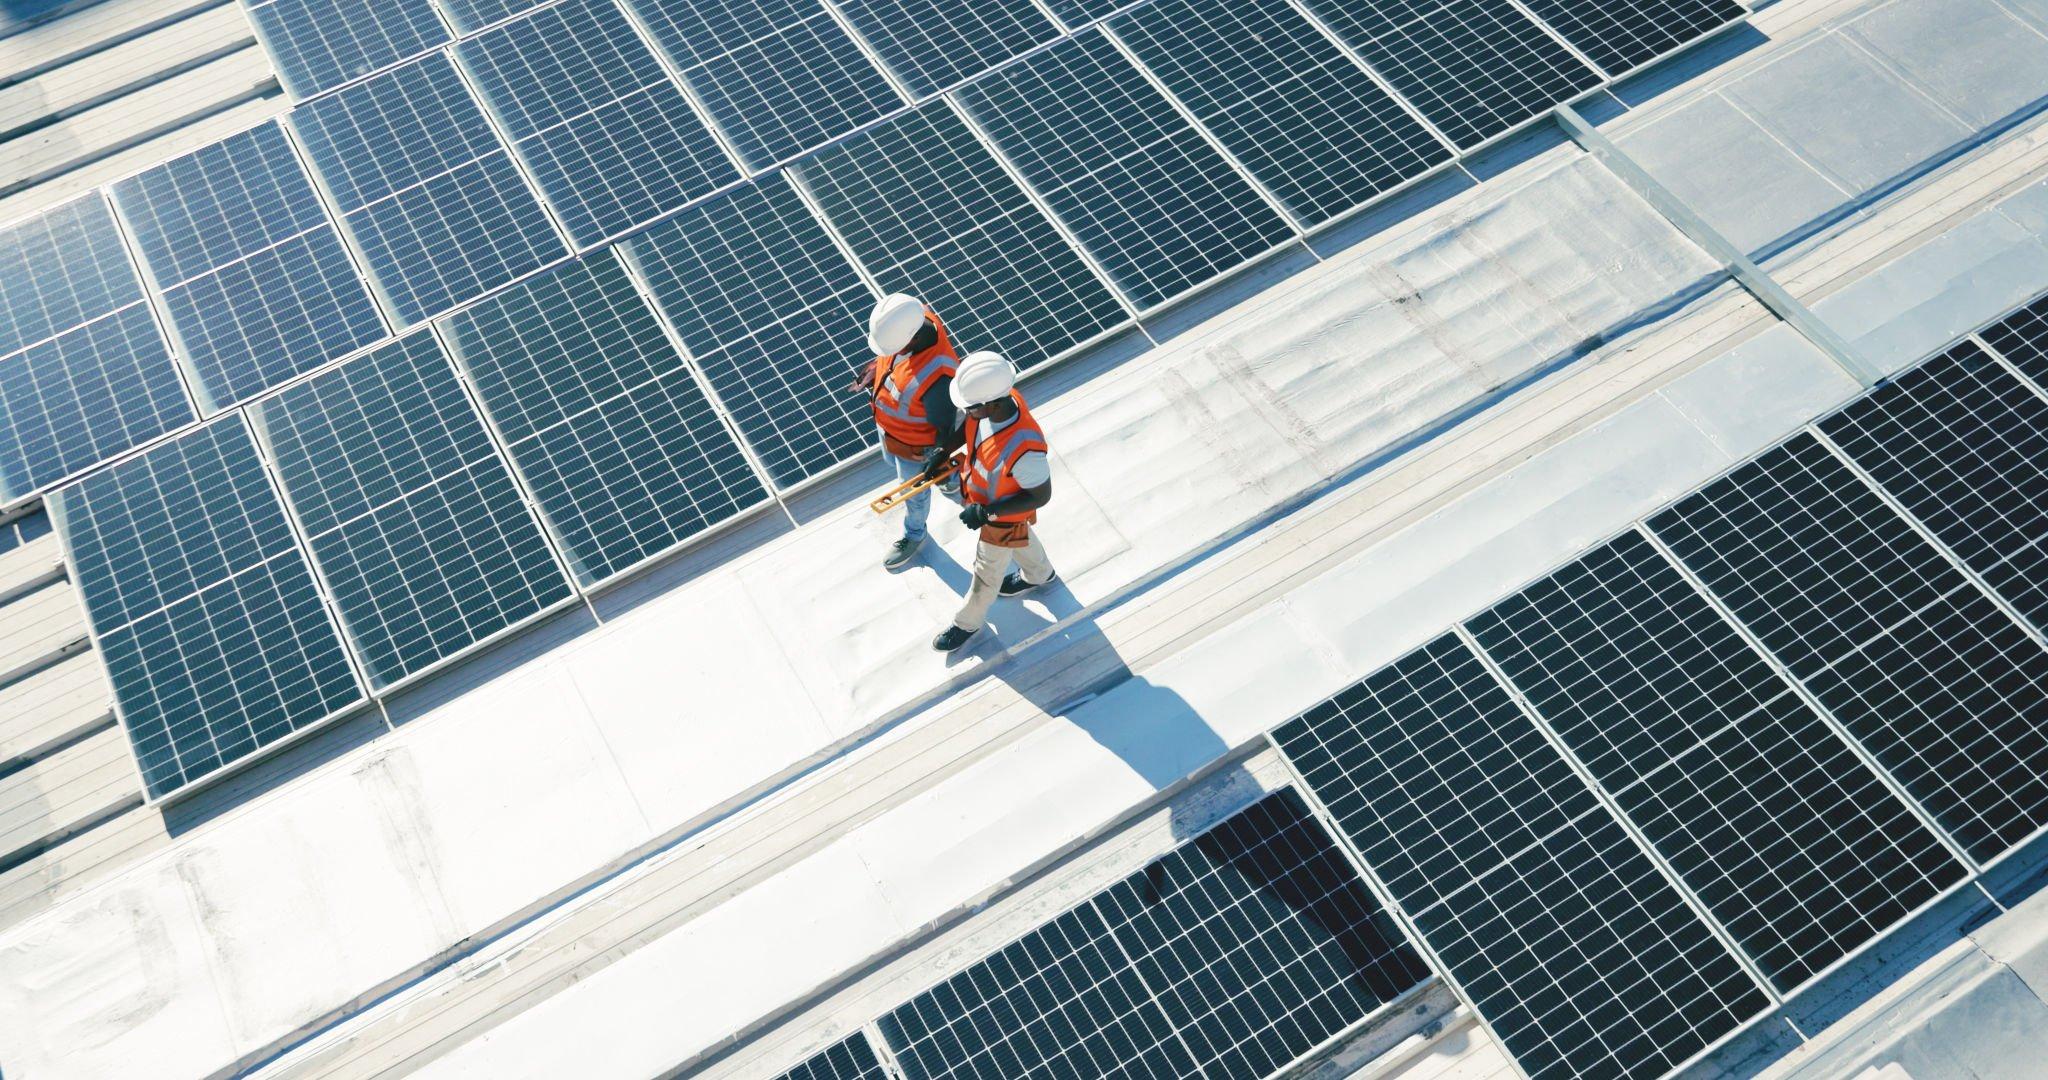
left=951, top=350, right=1017, bottom=408
left=868, top=293, right=926, bottom=356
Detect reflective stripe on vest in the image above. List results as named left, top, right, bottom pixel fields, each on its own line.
left=870, top=310, right=956, bottom=448
left=963, top=393, right=1047, bottom=523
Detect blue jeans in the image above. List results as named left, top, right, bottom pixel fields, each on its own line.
left=892, top=453, right=957, bottom=541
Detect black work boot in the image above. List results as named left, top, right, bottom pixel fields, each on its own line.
left=884, top=535, right=924, bottom=571
left=999, top=569, right=1057, bottom=598
left=932, top=625, right=978, bottom=652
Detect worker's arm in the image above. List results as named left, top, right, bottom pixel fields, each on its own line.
left=923, top=375, right=960, bottom=444
left=959, top=480, right=1050, bottom=528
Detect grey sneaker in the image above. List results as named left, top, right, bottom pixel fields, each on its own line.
left=999, top=569, right=1056, bottom=597
left=884, top=535, right=924, bottom=570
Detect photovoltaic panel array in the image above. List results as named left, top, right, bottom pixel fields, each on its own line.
left=111, top=122, right=387, bottom=412
left=1274, top=634, right=1770, bottom=1080
left=955, top=31, right=1295, bottom=309
left=1297, top=0, right=1601, bottom=148
left=51, top=417, right=362, bottom=797
left=1517, top=0, right=1746, bottom=76
left=621, top=176, right=876, bottom=486
left=439, top=0, right=543, bottom=34
left=793, top=103, right=1127, bottom=369
left=457, top=0, right=738, bottom=247
left=441, top=252, right=768, bottom=584
left=835, top=0, right=1059, bottom=99
left=623, top=0, right=901, bottom=171
left=249, top=332, right=574, bottom=688
left=0, top=197, right=192, bottom=503
left=244, top=0, right=449, bottom=99
left=1649, top=433, right=2048, bottom=865
left=772, top=1033, right=890, bottom=1080
left=1822, top=341, right=2048, bottom=635
left=1469, top=531, right=1966, bottom=993
left=880, top=789, right=1425, bottom=1079
left=1983, top=292, right=2048, bottom=389
left=1111, top=0, right=1453, bottom=228
left=289, top=54, right=566, bottom=326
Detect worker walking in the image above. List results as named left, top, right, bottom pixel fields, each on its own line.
left=929, top=351, right=1057, bottom=653
left=859, top=293, right=961, bottom=570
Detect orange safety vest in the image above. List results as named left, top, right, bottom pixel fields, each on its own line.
left=960, top=391, right=1047, bottom=526
left=870, top=309, right=957, bottom=459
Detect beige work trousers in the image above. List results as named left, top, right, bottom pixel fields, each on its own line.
left=952, top=528, right=1054, bottom=632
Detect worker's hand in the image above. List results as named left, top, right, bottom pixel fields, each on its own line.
left=959, top=504, right=990, bottom=530
left=919, top=447, right=952, bottom=482
left=849, top=357, right=880, bottom=394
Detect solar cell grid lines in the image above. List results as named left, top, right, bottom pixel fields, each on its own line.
left=954, top=30, right=1297, bottom=309
left=834, top=0, right=1062, bottom=99
left=1649, top=433, right=2048, bottom=865
left=1516, top=0, right=1746, bottom=77
left=1298, top=0, right=1601, bottom=148
left=440, top=251, right=769, bottom=583
left=457, top=0, right=740, bottom=246
left=244, top=0, right=450, bottom=99
left=289, top=54, right=566, bottom=326
left=792, top=102, right=1128, bottom=370
left=52, top=416, right=363, bottom=796
left=0, top=195, right=146, bottom=359
left=1274, top=633, right=1772, bottom=1079
left=250, top=332, right=574, bottom=687
left=1822, top=341, right=2048, bottom=636
left=0, top=305, right=193, bottom=505
left=1470, top=531, right=1966, bottom=992
left=111, top=122, right=387, bottom=412
left=1982, top=291, right=2048, bottom=389
left=622, top=176, right=877, bottom=486
left=1110, top=0, right=1453, bottom=227
left=771, top=1033, right=890, bottom=1079
left=622, top=0, right=901, bottom=171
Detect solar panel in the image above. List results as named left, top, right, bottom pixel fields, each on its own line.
left=438, top=0, right=542, bottom=33
left=1296, top=0, right=1600, bottom=148
left=1470, top=532, right=1966, bottom=992
left=621, top=176, right=875, bottom=488
left=833, top=0, right=1061, bottom=98
left=1982, top=292, right=2048, bottom=390
left=880, top=788, right=1421, bottom=1079
left=440, top=251, right=769, bottom=584
left=289, top=54, right=566, bottom=327
left=1823, top=341, right=2048, bottom=635
left=954, top=30, right=1296, bottom=309
left=456, top=0, right=739, bottom=247
left=0, top=306, right=192, bottom=505
left=245, top=0, right=450, bottom=99
left=0, top=195, right=147, bottom=357
left=111, top=122, right=387, bottom=412
left=249, top=332, right=574, bottom=688
left=1649, top=433, right=2048, bottom=865
left=1273, top=634, right=1770, bottom=1080
left=1093, top=790, right=1428, bottom=1078
left=1515, top=0, right=1745, bottom=77
left=622, top=0, right=901, bottom=171
left=773, top=1033, right=890, bottom=1080
left=51, top=416, right=362, bottom=797
left=792, top=102, right=1127, bottom=369
left=1110, top=0, right=1452, bottom=228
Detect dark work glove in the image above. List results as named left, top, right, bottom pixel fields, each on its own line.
left=919, top=446, right=952, bottom=482
left=849, top=356, right=880, bottom=394
left=959, top=504, right=990, bottom=530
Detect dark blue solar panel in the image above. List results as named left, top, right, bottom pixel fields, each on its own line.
left=834, top=0, right=1060, bottom=98
left=1650, top=433, right=2048, bottom=865
left=1274, top=634, right=1770, bottom=1080
left=457, top=0, right=738, bottom=246
left=290, top=54, right=565, bottom=326
left=622, top=177, right=874, bottom=487
left=955, top=31, right=1296, bottom=309
left=0, top=305, right=191, bottom=503
left=1298, top=0, right=1600, bottom=148
left=624, top=0, right=900, bottom=171
left=1112, top=0, right=1452, bottom=227
left=1471, top=532, right=1965, bottom=992
left=53, top=417, right=362, bottom=796
left=0, top=195, right=144, bottom=358
left=773, top=1034, right=889, bottom=1080
left=437, top=0, right=542, bottom=33
left=441, top=252, right=768, bottom=584
left=251, top=332, right=572, bottom=687
left=1982, top=291, right=2048, bottom=390
left=1823, top=341, right=2048, bottom=635
left=111, top=122, right=386, bottom=411
left=1518, top=0, right=1743, bottom=76
left=245, top=0, right=450, bottom=99
left=795, top=102, right=1126, bottom=369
